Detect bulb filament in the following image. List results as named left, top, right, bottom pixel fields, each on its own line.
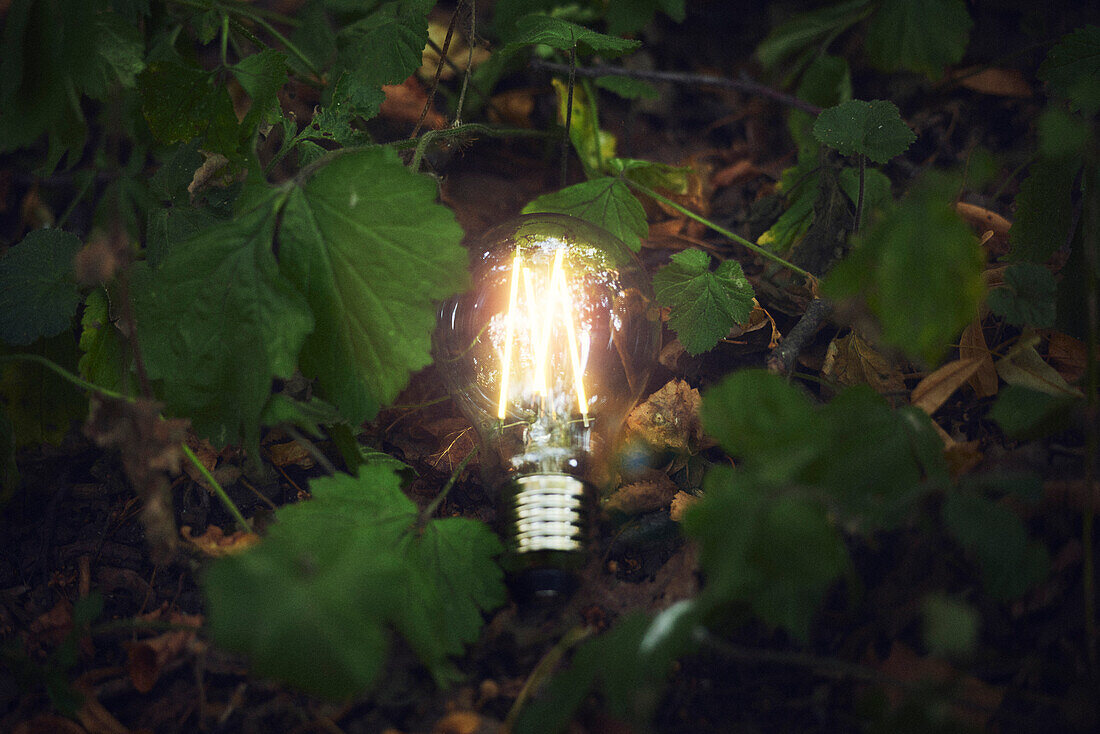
left=497, top=245, right=589, bottom=426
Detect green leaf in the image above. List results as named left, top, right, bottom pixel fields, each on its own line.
left=74, top=10, right=145, bottom=99
left=231, top=50, right=288, bottom=134
left=922, top=595, right=978, bottom=658
left=278, top=147, right=468, bottom=424
left=611, top=158, right=692, bottom=196
left=987, top=262, right=1057, bottom=328
left=652, top=249, right=755, bottom=355
left=757, top=161, right=818, bottom=253
left=132, top=200, right=314, bottom=449
left=1009, top=158, right=1080, bottom=263
left=943, top=488, right=1048, bottom=601
left=683, top=469, right=848, bottom=641
left=824, top=173, right=984, bottom=365
left=338, top=0, right=432, bottom=89
left=137, top=61, right=240, bottom=155
left=1037, top=108, right=1091, bottom=161
left=989, top=385, right=1079, bottom=440
left=595, top=75, right=659, bottom=100
left=787, top=54, right=852, bottom=154
left=813, top=100, right=916, bottom=164
left=78, top=289, right=131, bottom=394
left=865, top=0, right=972, bottom=79
left=1038, top=25, right=1100, bottom=116
left=755, top=0, right=872, bottom=70
left=205, top=463, right=505, bottom=699
left=838, top=166, right=893, bottom=215
left=523, top=178, right=648, bottom=251
left=0, top=229, right=83, bottom=347
left=509, top=14, right=640, bottom=57
left=605, top=0, right=685, bottom=35
left=701, top=370, right=823, bottom=483
left=0, top=334, right=86, bottom=447
left=260, top=393, right=345, bottom=439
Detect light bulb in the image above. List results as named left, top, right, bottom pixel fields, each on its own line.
left=433, top=214, right=661, bottom=599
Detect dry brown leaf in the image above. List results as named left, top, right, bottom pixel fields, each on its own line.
left=419, top=18, right=490, bottom=81
left=625, top=379, right=711, bottom=454
left=181, top=524, right=260, bottom=557
left=911, top=358, right=982, bottom=415
left=729, top=299, right=780, bottom=349
left=669, top=491, right=700, bottom=522
left=711, top=159, right=761, bottom=188
left=265, top=439, right=314, bottom=468
left=126, top=610, right=203, bottom=693
left=870, top=641, right=1005, bottom=730
left=187, top=152, right=232, bottom=202
left=996, top=336, right=1084, bottom=397
left=958, top=320, right=998, bottom=398
left=954, top=66, right=1032, bottom=98
left=821, top=331, right=907, bottom=398
left=381, top=78, right=446, bottom=129
left=1045, top=331, right=1088, bottom=384
left=432, top=710, right=495, bottom=734
left=955, top=202, right=1011, bottom=256
left=944, top=440, right=983, bottom=478
left=604, top=473, right=678, bottom=515
left=486, top=88, right=535, bottom=128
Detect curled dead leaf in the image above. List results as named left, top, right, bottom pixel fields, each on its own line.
left=953, top=67, right=1032, bottom=98
left=955, top=202, right=1011, bottom=257
left=821, top=331, right=907, bottom=398
left=604, top=473, right=678, bottom=515
left=669, top=491, right=700, bottom=522
left=911, top=358, right=982, bottom=415
left=626, top=379, right=712, bottom=454
left=126, top=610, right=203, bottom=694
left=181, top=524, right=260, bottom=557
left=959, top=320, right=998, bottom=398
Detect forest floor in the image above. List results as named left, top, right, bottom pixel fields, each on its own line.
left=3, top=2, right=1100, bottom=733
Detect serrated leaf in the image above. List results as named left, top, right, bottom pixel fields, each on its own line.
left=943, top=488, right=1049, bottom=601
left=652, top=249, right=755, bottom=355
left=75, top=10, right=145, bottom=99
left=1009, top=158, right=1079, bottom=263
left=132, top=200, right=314, bottom=449
left=824, top=173, right=984, bottom=365
left=338, top=0, right=431, bottom=88
left=987, top=263, right=1056, bottom=328
left=509, top=14, right=640, bottom=57
left=0, top=229, right=83, bottom=347
left=205, top=463, right=504, bottom=699
left=137, top=61, right=240, bottom=156
left=231, top=50, right=288, bottom=134
left=595, top=75, right=659, bottom=100
left=683, top=469, right=848, bottom=641
left=813, top=100, right=915, bottom=164
left=755, top=0, right=872, bottom=70
left=865, top=0, right=972, bottom=79
left=523, top=178, right=648, bottom=251
left=278, top=147, right=468, bottom=424
left=1038, top=25, right=1100, bottom=116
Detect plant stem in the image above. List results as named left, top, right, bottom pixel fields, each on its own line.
left=420, top=446, right=477, bottom=524
left=181, top=443, right=252, bottom=533
left=622, top=178, right=818, bottom=284
left=530, top=60, right=823, bottom=116
left=854, top=153, right=866, bottom=233
left=0, top=354, right=128, bottom=401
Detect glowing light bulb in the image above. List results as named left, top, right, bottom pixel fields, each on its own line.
left=433, top=214, right=661, bottom=598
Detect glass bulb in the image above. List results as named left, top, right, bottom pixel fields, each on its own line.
left=433, top=214, right=661, bottom=598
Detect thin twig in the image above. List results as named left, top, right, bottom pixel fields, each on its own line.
left=766, top=298, right=833, bottom=375
left=420, top=446, right=477, bottom=524
left=561, top=45, right=577, bottom=186
left=411, top=3, right=459, bottom=139
left=530, top=60, right=823, bottom=116
left=453, top=0, right=476, bottom=125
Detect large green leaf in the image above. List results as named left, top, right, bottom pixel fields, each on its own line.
left=1038, top=25, right=1100, bottom=116
left=78, top=289, right=131, bottom=394
left=338, top=0, right=432, bottom=89
left=231, top=49, right=289, bottom=135
left=824, top=173, right=984, bottom=365
left=523, top=178, right=648, bottom=251
left=865, top=0, right=972, bottom=79
left=813, top=100, right=915, bottom=164
left=1009, top=158, right=1079, bottom=263
left=137, top=61, right=240, bottom=156
left=683, top=469, right=848, bottom=641
left=278, top=147, right=467, bottom=423
left=0, top=229, right=83, bottom=347
left=987, top=262, right=1057, bottom=328
left=652, top=249, right=755, bottom=355
left=755, top=0, right=872, bottom=70
left=132, top=200, right=313, bottom=448
left=205, top=463, right=505, bottom=699
left=507, top=14, right=640, bottom=56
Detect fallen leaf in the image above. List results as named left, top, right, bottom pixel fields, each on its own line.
left=869, top=641, right=1004, bottom=730
left=381, top=78, right=446, bottom=129
left=911, top=358, right=982, bottom=415
left=955, top=202, right=1011, bottom=256
left=486, top=88, right=536, bottom=128
left=669, top=491, right=700, bottom=522
left=626, top=379, right=711, bottom=454
left=953, top=67, right=1032, bottom=98
left=126, top=610, right=203, bottom=693
left=821, top=331, right=908, bottom=398
left=958, top=320, right=998, bottom=397
left=604, top=472, right=678, bottom=515
left=181, top=524, right=260, bottom=556
left=419, top=17, right=490, bottom=81
left=996, top=335, right=1084, bottom=397
left=1045, top=331, right=1088, bottom=385
left=187, top=152, right=233, bottom=203
left=264, top=439, right=314, bottom=468
left=943, top=440, right=983, bottom=478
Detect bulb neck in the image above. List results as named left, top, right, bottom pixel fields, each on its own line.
left=503, top=473, right=588, bottom=601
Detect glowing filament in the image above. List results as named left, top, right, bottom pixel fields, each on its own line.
left=497, top=246, right=589, bottom=425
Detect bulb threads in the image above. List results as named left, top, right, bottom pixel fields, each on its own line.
left=511, top=474, right=585, bottom=554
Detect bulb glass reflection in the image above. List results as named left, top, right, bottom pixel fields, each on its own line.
left=433, top=214, right=660, bottom=586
